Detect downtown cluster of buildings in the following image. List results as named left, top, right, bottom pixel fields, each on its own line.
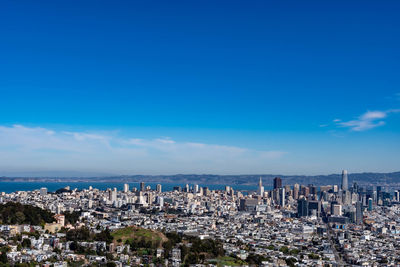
left=0, top=170, right=400, bottom=266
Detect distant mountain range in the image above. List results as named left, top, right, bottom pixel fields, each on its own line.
left=1, top=171, right=400, bottom=187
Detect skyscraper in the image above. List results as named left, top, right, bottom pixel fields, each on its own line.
left=368, top=198, right=373, bottom=211
left=156, top=184, right=162, bottom=193
left=140, top=182, right=145, bottom=192
left=123, top=183, right=129, bottom=193
left=297, top=197, right=308, bottom=217
left=273, top=177, right=282, bottom=189
left=355, top=201, right=363, bottom=224
left=279, top=187, right=285, bottom=207
left=257, top=177, right=264, bottom=196
left=341, top=170, right=348, bottom=191
left=108, top=188, right=117, bottom=203
left=293, top=184, right=299, bottom=200
left=332, top=204, right=342, bottom=216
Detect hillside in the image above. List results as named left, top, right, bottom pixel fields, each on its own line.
left=112, top=226, right=167, bottom=247
left=0, top=202, right=54, bottom=225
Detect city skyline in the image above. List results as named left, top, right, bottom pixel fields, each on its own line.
left=1, top=1, right=400, bottom=175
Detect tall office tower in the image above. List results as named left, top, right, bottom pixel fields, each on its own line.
left=341, top=170, right=348, bottom=191
left=342, top=190, right=351, bottom=205
left=147, top=192, right=153, bottom=205
left=273, top=177, right=282, bottom=189
left=123, top=183, right=129, bottom=193
left=107, top=188, right=112, bottom=201
left=308, top=200, right=322, bottom=217
left=156, top=184, right=162, bottom=193
left=111, top=188, right=117, bottom=203
left=40, top=187, right=48, bottom=196
left=302, top=186, right=310, bottom=197
left=140, top=182, right=145, bottom=192
left=355, top=201, right=363, bottom=224
left=376, top=186, right=382, bottom=203
left=225, top=186, right=230, bottom=192
left=293, top=184, right=300, bottom=200
left=194, top=184, right=199, bottom=193
left=309, top=185, right=317, bottom=195
left=284, top=185, right=291, bottom=197
left=362, top=194, right=367, bottom=206
left=279, top=187, right=285, bottom=207
left=257, top=177, right=264, bottom=196
left=353, top=182, right=358, bottom=193
left=297, top=197, right=308, bottom=217
left=185, top=184, right=189, bottom=192
left=368, top=198, right=373, bottom=211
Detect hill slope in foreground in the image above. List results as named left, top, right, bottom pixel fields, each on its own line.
left=112, top=226, right=167, bottom=247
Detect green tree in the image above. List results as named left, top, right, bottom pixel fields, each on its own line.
left=21, top=239, right=31, bottom=248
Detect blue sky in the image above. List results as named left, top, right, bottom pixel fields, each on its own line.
left=0, top=0, right=399, bottom=175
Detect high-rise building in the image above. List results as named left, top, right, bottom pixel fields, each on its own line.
left=147, top=192, right=153, bottom=205
left=273, top=177, right=282, bottom=189
left=108, top=188, right=117, bottom=203
left=279, top=187, right=285, bottom=207
left=376, top=186, right=383, bottom=204
left=297, top=198, right=308, bottom=217
left=293, top=184, right=299, bottom=200
left=123, top=184, right=129, bottom=193
left=156, top=184, right=162, bottom=193
left=309, top=185, right=317, bottom=195
left=332, top=203, right=342, bottom=216
left=257, top=177, right=264, bottom=196
left=194, top=184, right=199, bottom=193
left=352, top=182, right=359, bottom=193
left=111, top=188, right=117, bottom=203
left=355, top=201, right=363, bottom=224
left=140, top=182, right=145, bottom=192
left=308, top=200, right=321, bottom=217
left=368, top=198, right=373, bottom=211
left=341, top=170, right=348, bottom=191
left=301, top=185, right=310, bottom=197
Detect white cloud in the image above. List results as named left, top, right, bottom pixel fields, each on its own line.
left=335, top=109, right=399, bottom=131
left=0, top=124, right=286, bottom=174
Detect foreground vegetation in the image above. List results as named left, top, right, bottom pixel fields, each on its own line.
left=0, top=202, right=54, bottom=225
